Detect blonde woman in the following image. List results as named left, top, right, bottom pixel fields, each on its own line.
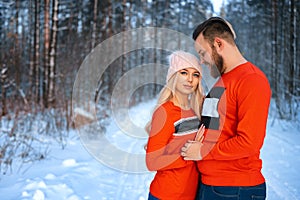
left=146, top=51, right=205, bottom=200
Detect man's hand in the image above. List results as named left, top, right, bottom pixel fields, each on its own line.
left=181, top=140, right=202, bottom=161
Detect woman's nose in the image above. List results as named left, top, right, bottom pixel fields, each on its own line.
left=187, top=74, right=193, bottom=82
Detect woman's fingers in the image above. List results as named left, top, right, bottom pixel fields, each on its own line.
left=195, top=124, right=205, bottom=141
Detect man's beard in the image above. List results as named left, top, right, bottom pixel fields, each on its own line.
left=210, top=47, right=225, bottom=78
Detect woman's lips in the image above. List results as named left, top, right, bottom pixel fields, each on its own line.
left=183, top=85, right=193, bottom=89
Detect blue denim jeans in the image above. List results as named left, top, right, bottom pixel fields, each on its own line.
left=196, top=182, right=266, bottom=200
left=148, top=192, right=160, bottom=200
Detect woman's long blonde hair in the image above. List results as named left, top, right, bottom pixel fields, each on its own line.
left=145, top=72, right=204, bottom=134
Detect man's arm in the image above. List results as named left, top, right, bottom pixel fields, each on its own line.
left=182, top=74, right=271, bottom=161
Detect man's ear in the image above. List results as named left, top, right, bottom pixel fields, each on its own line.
left=214, top=37, right=223, bottom=51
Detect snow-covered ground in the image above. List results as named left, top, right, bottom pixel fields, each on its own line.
left=0, top=99, right=299, bottom=200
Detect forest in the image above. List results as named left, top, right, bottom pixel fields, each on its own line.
left=0, top=0, right=299, bottom=174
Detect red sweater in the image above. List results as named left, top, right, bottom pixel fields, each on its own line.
left=198, top=62, right=271, bottom=186
left=146, top=101, right=200, bottom=200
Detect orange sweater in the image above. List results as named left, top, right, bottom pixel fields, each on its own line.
left=198, top=62, right=271, bottom=186
left=146, top=101, right=200, bottom=200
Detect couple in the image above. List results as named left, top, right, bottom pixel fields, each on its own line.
left=145, top=17, right=271, bottom=200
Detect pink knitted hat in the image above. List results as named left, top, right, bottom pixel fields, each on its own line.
left=166, top=50, right=201, bottom=82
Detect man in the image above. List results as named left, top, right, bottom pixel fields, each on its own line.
left=181, top=17, right=271, bottom=200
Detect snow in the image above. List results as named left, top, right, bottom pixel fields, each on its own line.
left=0, top=99, right=299, bottom=200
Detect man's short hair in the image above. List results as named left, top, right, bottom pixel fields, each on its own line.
left=193, top=17, right=236, bottom=45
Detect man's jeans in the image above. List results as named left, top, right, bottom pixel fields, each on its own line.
left=148, top=192, right=159, bottom=200
left=196, top=182, right=266, bottom=200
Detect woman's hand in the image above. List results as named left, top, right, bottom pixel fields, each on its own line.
left=194, top=124, right=205, bottom=142
left=180, top=124, right=205, bottom=160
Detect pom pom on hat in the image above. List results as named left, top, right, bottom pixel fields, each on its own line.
left=166, top=50, right=201, bottom=82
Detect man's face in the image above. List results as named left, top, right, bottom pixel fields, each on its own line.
left=194, top=34, right=224, bottom=78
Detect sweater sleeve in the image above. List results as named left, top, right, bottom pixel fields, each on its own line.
left=146, top=105, right=189, bottom=171
left=204, top=73, right=271, bottom=160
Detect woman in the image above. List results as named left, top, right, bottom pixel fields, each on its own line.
left=145, top=50, right=205, bottom=200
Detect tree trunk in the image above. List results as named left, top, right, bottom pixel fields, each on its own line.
left=290, top=0, right=295, bottom=96
left=15, top=0, right=21, bottom=89
left=296, top=0, right=300, bottom=97
left=43, top=0, right=50, bottom=108
left=122, top=0, right=126, bottom=74
left=48, top=0, right=59, bottom=107
left=91, top=0, right=98, bottom=49
left=272, top=0, right=280, bottom=116
left=34, top=0, right=41, bottom=104
left=29, top=0, right=34, bottom=101
left=107, top=0, right=113, bottom=94
left=1, top=64, right=8, bottom=116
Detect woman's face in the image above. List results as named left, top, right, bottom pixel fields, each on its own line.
left=175, top=68, right=200, bottom=96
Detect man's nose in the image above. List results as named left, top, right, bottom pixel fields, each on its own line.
left=199, top=57, right=205, bottom=65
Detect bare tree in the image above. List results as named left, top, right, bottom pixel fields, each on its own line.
left=34, top=0, right=41, bottom=104
left=14, top=0, right=21, bottom=89
left=91, top=0, right=98, bottom=49
left=48, top=0, right=59, bottom=107
left=43, top=0, right=50, bottom=108
left=1, top=64, right=8, bottom=116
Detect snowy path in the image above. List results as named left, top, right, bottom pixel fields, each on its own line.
left=262, top=119, right=300, bottom=200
